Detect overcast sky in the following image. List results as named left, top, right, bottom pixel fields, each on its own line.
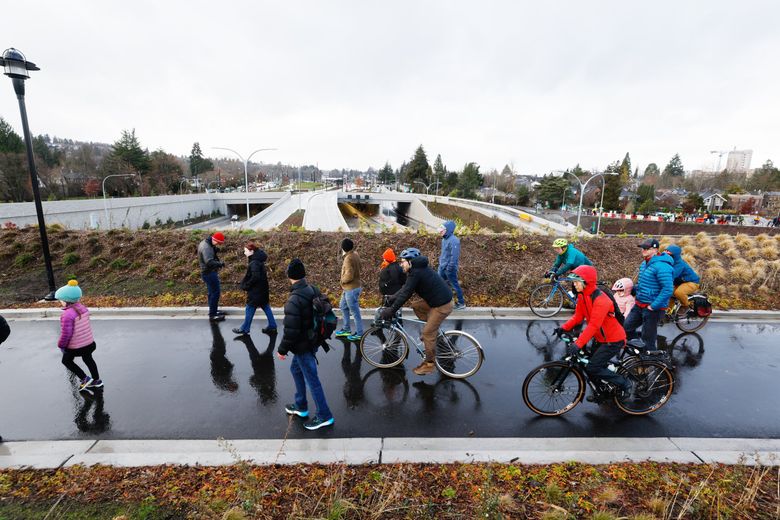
left=1, top=1, right=778, bottom=175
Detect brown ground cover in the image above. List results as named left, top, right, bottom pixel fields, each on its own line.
left=1, top=227, right=778, bottom=309
left=427, top=201, right=516, bottom=233
left=573, top=216, right=780, bottom=237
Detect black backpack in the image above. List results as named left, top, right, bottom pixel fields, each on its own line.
left=590, top=288, right=625, bottom=325
left=0, top=316, right=9, bottom=345
left=310, top=287, right=338, bottom=353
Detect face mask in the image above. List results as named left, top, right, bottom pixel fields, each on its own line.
left=244, top=248, right=253, bottom=257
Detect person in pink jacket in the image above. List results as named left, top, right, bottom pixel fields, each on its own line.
left=611, top=278, right=636, bottom=316
left=56, top=280, right=102, bottom=391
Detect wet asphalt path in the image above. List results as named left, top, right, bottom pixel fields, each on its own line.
left=0, top=317, right=778, bottom=441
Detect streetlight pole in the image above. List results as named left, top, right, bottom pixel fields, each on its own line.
left=102, top=173, right=137, bottom=228
left=413, top=180, right=440, bottom=208
left=564, top=171, right=611, bottom=230
left=1, top=49, right=55, bottom=300
left=213, top=146, right=276, bottom=222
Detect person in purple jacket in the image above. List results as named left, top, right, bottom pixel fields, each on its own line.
left=55, top=280, right=102, bottom=391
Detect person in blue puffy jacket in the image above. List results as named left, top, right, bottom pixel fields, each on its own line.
left=664, top=244, right=700, bottom=315
left=623, top=238, right=674, bottom=350
left=438, top=220, right=465, bottom=310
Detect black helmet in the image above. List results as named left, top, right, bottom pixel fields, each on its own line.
left=399, top=247, right=421, bottom=260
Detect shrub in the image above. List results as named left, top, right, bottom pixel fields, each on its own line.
left=695, top=232, right=712, bottom=247
left=47, top=223, right=65, bottom=231
left=2, top=221, right=18, bottom=230
left=695, top=245, right=716, bottom=259
left=89, top=256, right=107, bottom=267
left=62, top=253, right=80, bottom=266
left=141, top=221, right=151, bottom=229
left=705, top=266, right=727, bottom=281
left=146, top=266, right=158, bottom=276
left=723, top=247, right=740, bottom=259
left=745, top=247, right=762, bottom=260
left=109, top=258, right=130, bottom=270
left=735, top=233, right=753, bottom=249
left=676, top=236, right=693, bottom=248
left=13, top=252, right=34, bottom=268
left=760, top=245, right=778, bottom=259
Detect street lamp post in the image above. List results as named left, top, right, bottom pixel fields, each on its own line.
left=413, top=180, right=441, bottom=208
left=564, top=171, right=615, bottom=231
left=213, top=147, right=276, bottom=222
left=102, top=173, right=137, bottom=228
left=1, top=48, right=55, bottom=300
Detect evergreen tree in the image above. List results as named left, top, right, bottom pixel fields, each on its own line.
left=189, top=142, right=214, bottom=178
left=601, top=161, right=624, bottom=211
left=620, top=153, right=632, bottom=183
left=637, top=184, right=655, bottom=205
left=535, top=175, right=571, bottom=209
left=110, top=129, right=149, bottom=173
left=747, top=159, right=780, bottom=192
left=0, top=117, right=28, bottom=201
left=457, top=162, right=483, bottom=199
left=516, top=184, right=531, bottom=206
left=33, top=135, right=62, bottom=168
left=662, top=154, right=684, bottom=177
left=378, top=162, right=394, bottom=184
left=682, top=192, right=705, bottom=213
left=433, top=154, right=446, bottom=192
left=405, top=145, right=430, bottom=190
left=0, top=118, right=24, bottom=153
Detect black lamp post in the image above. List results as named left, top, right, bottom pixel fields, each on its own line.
left=0, top=48, right=56, bottom=301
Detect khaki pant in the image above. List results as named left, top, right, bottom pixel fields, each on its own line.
left=671, top=282, right=699, bottom=309
left=412, top=299, right=454, bottom=362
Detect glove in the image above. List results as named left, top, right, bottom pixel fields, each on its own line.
left=379, top=307, right=395, bottom=320
left=566, top=343, right=581, bottom=358
left=552, top=327, right=564, bottom=338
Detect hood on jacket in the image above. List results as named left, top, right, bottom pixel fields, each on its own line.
left=251, top=249, right=268, bottom=263
left=665, top=244, right=682, bottom=260
left=441, top=220, right=456, bottom=238
left=571, top=264, right=598, bottom=295
left=382, top=248, right=396, bottom=263
left=410, top=255, right=430, bottom=269
left=612, top=277, right=634, bottom=293
left=649, top=252, right=674, bottom=266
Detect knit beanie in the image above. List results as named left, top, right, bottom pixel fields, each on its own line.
left=212, top=232, right=225, bottom=244
left=341, top=238, right=354, bottom=252
left=382, top=248, right=396, bottom=263
left=286, top=258, right=306, bottom=280
left=55, top=280, right=82, bottom=303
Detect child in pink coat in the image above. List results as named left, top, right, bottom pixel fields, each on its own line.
left=56, top=280, right=102, bottom=391
left=611, top=278, right=636, bottom=316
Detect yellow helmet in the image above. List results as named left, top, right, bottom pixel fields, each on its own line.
left=552, top=238, right=568, bottom=248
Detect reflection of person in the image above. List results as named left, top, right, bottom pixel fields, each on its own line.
left=233, top=242, right=277, bottom=336
left=277, top=259, right=334, bottom=430
left=198, top=232, right=226, bottom=322
left=209, top=321, right=238, bottom=392
left=438, top=221, right=465, bottom=309
left=235, top=333, right=277, bottom=404
left=340, top=342, right=364, bottom=408
left=75, top=390, right=111, bottom=434
left=56, top=280, right=103, bottom=392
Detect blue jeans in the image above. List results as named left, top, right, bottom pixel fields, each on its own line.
left=201, top=271, right=221, bottom=317
left=623, top=305, right=664, bottom=351
left=239, top=303, right=277, bottom=332
left=290, top=351, right=332, bottom=420
left=339, top=287, right=363, bottom=335
left=439, top=267, right=464, bottom=305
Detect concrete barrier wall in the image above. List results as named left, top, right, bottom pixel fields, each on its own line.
left=406, top=198, right=444, bottom=230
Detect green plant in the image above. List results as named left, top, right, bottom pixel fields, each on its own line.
left=13, top=252, right=34, bottom=268
left=166, top=280, right=175, bottom=288
left=141, top=221, right=151, bottom=229
left=109, top=258, right=130, bottom=270
left=88, top=255, right=107, bottom=267
left=62, top=252, right=80, bottom=266
left=136, top=496, right=159, bottom=520
left=441, top=486, right=456, bottom=499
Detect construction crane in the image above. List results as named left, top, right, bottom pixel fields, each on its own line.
left=710, top=150, right=729, bottom=173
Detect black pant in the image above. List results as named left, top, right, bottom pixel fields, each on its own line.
left=586, top=341, right=628, bottom=391
left=61, top=342, right=100, bottom=380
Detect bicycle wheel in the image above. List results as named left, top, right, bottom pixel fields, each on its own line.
left=522, top=361, right=584, bottom=416
left=434, top=330, right=484, bottom=379
left=614, top=360, right=674, bottom=415
left=674, top=310, right=708, bottom=333
left=529, top=284, right=564, bottom=318
left=359, top=325, right=409, bottom=369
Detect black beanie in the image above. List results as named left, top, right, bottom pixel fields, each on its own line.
left=341, top=238, right=354, bottom=252
left=286, top=258, right=306, bottom=280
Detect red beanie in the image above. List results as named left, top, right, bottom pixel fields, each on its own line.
left=382, top=248, right=396, bottom=262
left=212, top=232, right=225, bottom=244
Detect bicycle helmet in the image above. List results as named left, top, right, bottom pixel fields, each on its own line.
left=611, top=277, right=633, bottom=293
left=399, top=247, right=421, bottom=260
left=552, top=238, right=568, bottom=248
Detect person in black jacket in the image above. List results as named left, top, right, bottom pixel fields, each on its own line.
left=233, top=242, right=277, bottom=336
left=0, top=314, right=8, bottom=443
left=380, top=248, right=453, bottom=376
left=379, top=248, right=406, bottom=297
left=276, top=259, right=334, bottom=431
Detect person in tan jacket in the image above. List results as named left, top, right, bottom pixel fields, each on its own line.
left=335, top=238, right=363, bottom=341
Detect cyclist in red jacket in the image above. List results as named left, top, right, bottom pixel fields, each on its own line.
left=553, top=265, right=632, bottom=401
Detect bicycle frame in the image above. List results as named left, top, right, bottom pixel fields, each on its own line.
left=545, top=280, right=577, bottom=306
left=384, top=315, right=437, bottom=360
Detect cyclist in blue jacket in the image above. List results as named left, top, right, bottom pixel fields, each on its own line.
left=438, top=220, right=466, bottom=310
left=623, top=238, right=674, bottom=350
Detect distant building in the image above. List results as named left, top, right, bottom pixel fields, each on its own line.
left=726, top=149, right=753, bottom=173
left=701, top=191, right=727, bottom=212
left=727, top=193, right=763, bottom=213
left=762, top=192, right=780, bottom=215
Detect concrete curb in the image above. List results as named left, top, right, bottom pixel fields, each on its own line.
left=1, top=438, right=777, bottom=469
left=2, top=306, right=779, bottom=321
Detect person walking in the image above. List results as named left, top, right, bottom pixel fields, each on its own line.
left=277, top=259, right=334, bottom=430
left=0, top=314, right=9, bottom=443
left=378, top=248, right=406, bottom=297
left=233, top=242, right=277, bottom=336
left=334, top=238, right=363, bottom=342
left=438, top=220, right=466, bottom=309
left=623, top=238, right=674, bottom=351
left=380, top=248, right=454, bottom=376
left=55, top=280, right=102, bottom=391
left=198, top=231, right=226, bottom=322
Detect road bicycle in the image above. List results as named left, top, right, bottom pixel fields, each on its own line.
left=359, top=310, right=485, bottom=379
left=528, top=275, right=610, bottom=318
left=661, top=294, right=711, bottom=333
left=522, top=333, right=675, bottom=416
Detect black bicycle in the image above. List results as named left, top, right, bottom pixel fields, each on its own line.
left=522, top=333, right=675, bottom=416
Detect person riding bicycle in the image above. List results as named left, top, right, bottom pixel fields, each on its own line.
left=547, top=238, right=592, bottom=279
left=379, top=247, right=454, bottom=376
left=663, top=244, right=700, bottom=316
left=553, top=265, right=632, bottom=401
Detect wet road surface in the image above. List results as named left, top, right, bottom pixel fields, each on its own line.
left=0, top=317, right=778, bottom=441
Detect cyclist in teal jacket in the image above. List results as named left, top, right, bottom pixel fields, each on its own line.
left=548, top=238, right=592, bottom=278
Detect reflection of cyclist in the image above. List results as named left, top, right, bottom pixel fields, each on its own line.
left=663, top=244, right=700, bottom=315
left=548, top=238, right=592, bottom=278
left=554, top=265, right=631, bottom=400
left=380, top=248, right=453, bottom=376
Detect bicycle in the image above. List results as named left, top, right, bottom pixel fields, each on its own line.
left=522, top=333, right=675, bottom=416
left=662, top=294, right=711, bottom=333
left=359, top=309, right=485, bottom=379
left=528, top=274, right=609, bottom=318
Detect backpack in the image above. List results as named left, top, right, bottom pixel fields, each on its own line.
left=0, top=316, right=9, bottom=345
left=310, top=287, right=338, bottom=353
left=590, top=288, right=625, bottom=326
left=689, top=293, right=712, bottom=317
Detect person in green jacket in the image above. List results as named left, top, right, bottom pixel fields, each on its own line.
left=547, top=238, right=592, bottom=278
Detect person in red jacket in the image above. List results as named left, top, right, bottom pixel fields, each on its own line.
left=554, top=265, right=631, bottom=400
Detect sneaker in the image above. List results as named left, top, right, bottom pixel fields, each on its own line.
left=78, top=376, right=93, bottom=391
left=413, top=361, right=435, bottom=375
left=261, top=327, right=278, bottom=334
left=284, top=403, right=309, bottom=418
left=209, top=315, right=225, bottom=322
left=334, top=329, right=352, bottom=338
left=232, top=328, right=249, bottom=335
left=346, top=333, right=363, bottom=342
left=216, top=310, right=227, bottom=316
left=304, top=416, right=334, bottom=430
left=618, top=381, right=635, bottom=400
left=453, top=302, right=466, bottom=310
left=87, top=379, right=104, bottom=389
